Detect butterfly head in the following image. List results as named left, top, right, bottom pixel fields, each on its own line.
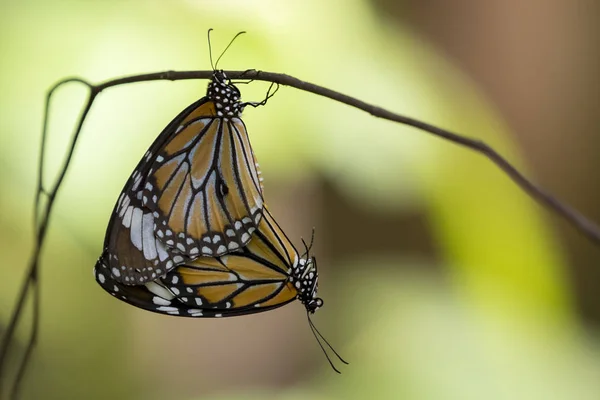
left=207, top=70, right=242, bottom=118
left=292, top=256, right=324, bottom=314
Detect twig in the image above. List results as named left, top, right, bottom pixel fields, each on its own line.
left=1, top=69, right=599, bottom=399
left=0, top=79, right=96, bottom=399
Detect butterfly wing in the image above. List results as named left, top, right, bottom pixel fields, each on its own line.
left=140, top=106, right=264, bottom=258
left=94, top=208, right=300, bottom=317
left=103, top=98, right=264, bottom=284
left=102, top=98, right=209, bottom=284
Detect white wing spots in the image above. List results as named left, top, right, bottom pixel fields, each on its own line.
left=212, top=235, right=221, bottom=243
left=215, top=314, right=222, bottom=318
left=248, top=227, right=256, bottom=235
left=98, top=273, right=106, bottom=284
left=130, top=208, right=144, bottom=251
left=227, top=242, right=239, bottom=250
left=217, top=245, right=227, bottom=254
left=172, top=275, right=179, bottom=284
left=186, top=287, right=194, bottom=293
left=234, top=221, right=242, bottom=230
left=122, top=206, right=134, bottom=228
left=171, top=287, right=180, bottom=295
left=176, top=243, right=185, bottom=252
left=174, top=256, right=184, bottom=264
left=241, top=233, right=250, bottom=243
left=142, top=212, right=157, bottom=260
left=156, top=306, right=179, bottom=315
left=131, top=171, right=143, bottom=191
left=186, top=237, right=194, bottom=245
left=242, top=217, right=252, bottom=225
left=145, top=281, right=175, bottom=300
left=156, top=155, right=164, bottom=162
left=116, top=192, right=125, bottom=209
left=118, top=195, right=131, bottom=218
left=166, top=260, right=173, bottom=270
left=190, top=247, right=199, bottom=255
left=226, top=229, right=235, bottom=237
left=188, top=309, right=203, bottom=316
left=156, top=239, right=169, bottom=261
left=113, top=285, right=119, bottom=292
left=111, top=267, right=121, bottom=278
left=202, top=246, right=213, bottom=255
left=203, top=237, right=211, bottom=243
left=195, top=298, right=203, bottom=306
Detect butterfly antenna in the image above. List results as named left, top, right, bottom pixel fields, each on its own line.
left=207, top=28, right=215, bottom=70
left=309, top=314, right=349, bottom=365
left=301, top=237, right=310, bottom=259
left=308, top=314, right=349, bottom=373
left=307, top=313, right=342, bottom=373
left=308, top=227, right=315, bottom=253
left=215, top=31, right=246, bottom=70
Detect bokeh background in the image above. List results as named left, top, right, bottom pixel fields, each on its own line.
left=1, top=0, right=600, bottom=399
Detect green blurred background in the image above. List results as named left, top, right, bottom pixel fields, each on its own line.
left=2, top=0, right=600, bottom=399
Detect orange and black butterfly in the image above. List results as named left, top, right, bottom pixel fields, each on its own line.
left=95, top=207, right=347, bottom=371
left=96, top=208, right=318, bottom=316
left=101, top=32, right=274, bottom=285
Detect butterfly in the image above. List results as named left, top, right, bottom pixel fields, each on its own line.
left=94, top=207, right=348, bottom=371
left=100, top=32, right=276, bottom=285
left=96, top=207, right=318, bottom=316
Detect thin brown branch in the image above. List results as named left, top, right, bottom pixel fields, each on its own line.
left=95, top=69, right=600, bottom=244
left=0, top=80, right=96, bottom=399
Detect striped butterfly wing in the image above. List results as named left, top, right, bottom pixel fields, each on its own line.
left=140, top=101, right=264, bottom=258
left=102, top=71, right=265, bottom=285
left=94, top=208, right=300, bottom=317
left=103, top=98, right=210, bottom=284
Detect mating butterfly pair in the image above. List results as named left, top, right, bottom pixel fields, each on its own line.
left=93, top=62, right=346, bottom=370
left=94, top=69, right=323, bottom=317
